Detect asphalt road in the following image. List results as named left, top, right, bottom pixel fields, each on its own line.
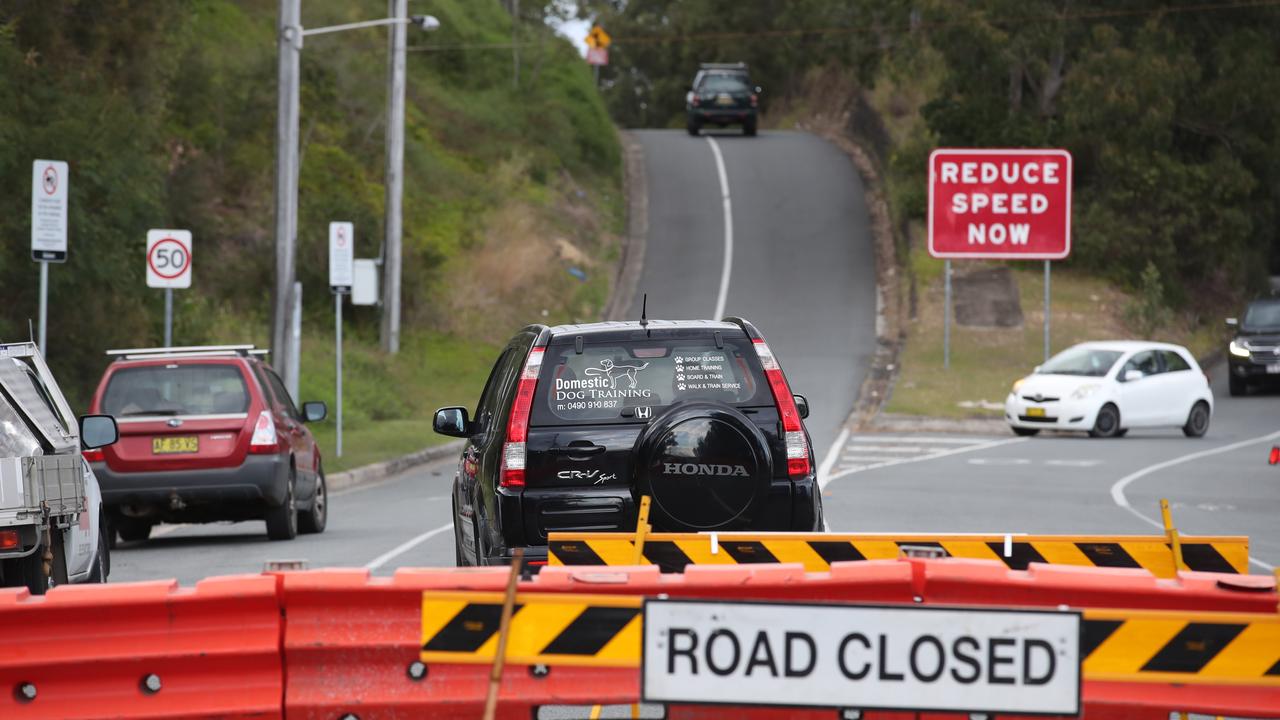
left=111, top=129, right=1278, bottom=583
left=822, top=366, right=1280, bottom=571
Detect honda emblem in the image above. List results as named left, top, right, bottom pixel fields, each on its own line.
left=167, top=418, right=183, bottom=428
left=635, top=406, right=652, bottom=420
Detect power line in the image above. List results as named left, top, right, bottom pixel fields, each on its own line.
left=407, top=0, right=1280, bottom=53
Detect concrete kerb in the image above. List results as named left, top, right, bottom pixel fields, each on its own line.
left=326, top=441, right=464, bottom=493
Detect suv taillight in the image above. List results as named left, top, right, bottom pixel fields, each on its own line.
left=249, top=411, right=280, bottom=454
left=691, top=95, right=701, bottom=107
left=750, top=93, right=758, bottom=107
left=82, top=449, right=105, bottom=463
left=500, top=346, right=545, bottom=489
left=752, top=339, right=811, bottom=479
left=1270, top=446, right=1279, bottom=465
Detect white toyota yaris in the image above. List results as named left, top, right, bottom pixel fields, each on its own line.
left=1005, top=341, right=1213, bottom=438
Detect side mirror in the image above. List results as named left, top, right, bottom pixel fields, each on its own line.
left=1225, top=317, right=1239, bottom=328
left=79, top=414, right=118, bottom=450
left=1123, top=369, right=1144, bottom=383
left=793, top=394, right=809, bottom=420
left=434, top=406, right=471, bottom=438
left=302, top=401, right=327, bottom=423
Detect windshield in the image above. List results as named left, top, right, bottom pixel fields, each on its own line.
left=1036, top=347, right=1123, bottom=377
left=700, top=75, right=749, bottom=93
left=1243, top=301, right=1280, bottom=331
left=102, top=364, right=250, bottom=417
left=534, top=339, right=765, bottom=424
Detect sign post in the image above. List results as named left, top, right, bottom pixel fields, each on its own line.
left=329, top=222, right=355, bottom=458
left=927, top=149, right=1072, bottom=368
left=146, top=230, right=194, bottom=347
left=31, top=160, right=69, bottom=353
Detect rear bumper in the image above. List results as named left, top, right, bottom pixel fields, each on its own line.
left=689, top=108, right=756, bottom=123
left=92, top=454, right=290, bottom=510
left=489, top=475, right=822, bottom=565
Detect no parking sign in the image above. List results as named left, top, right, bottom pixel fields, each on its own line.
left=146, top=230, right=193, bottom=289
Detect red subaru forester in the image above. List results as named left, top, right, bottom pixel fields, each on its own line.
left=86, top=345, right=328, bottom=542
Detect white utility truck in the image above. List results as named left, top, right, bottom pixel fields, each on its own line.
left=0, top=342, right=116, bottom=594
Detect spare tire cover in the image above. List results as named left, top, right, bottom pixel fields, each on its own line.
left=635, top=402, right=773, bottom=531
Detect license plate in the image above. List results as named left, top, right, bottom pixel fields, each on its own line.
left=153, top=436, right=199, bottom=454
left=715, top=93, right=733, bottom=106
left=1268, top=364, right=1280, bottom=375
left=1027, top=407, right=1046, bottom=417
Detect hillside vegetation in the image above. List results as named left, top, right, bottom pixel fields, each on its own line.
left=592, top=0, right=1280, bottom=307
left=2, top=1, right=621, bottom=465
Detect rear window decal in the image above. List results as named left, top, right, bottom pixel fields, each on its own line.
left=583, top=359, right=650, bottom=389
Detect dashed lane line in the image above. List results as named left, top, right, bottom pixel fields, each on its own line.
left=1109, top=429, right=1280, bottom=572
left=365, top=522, right=453, bottom=571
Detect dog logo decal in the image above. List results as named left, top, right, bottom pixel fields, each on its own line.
left=584, top=358, right=649, bottom=389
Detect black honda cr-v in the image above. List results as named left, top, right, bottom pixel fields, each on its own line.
left=434, top=318, right=822, bottom=567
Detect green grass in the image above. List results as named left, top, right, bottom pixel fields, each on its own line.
left=299, top=330, right=500, bottom=473
left=886, top=247, right=1218, bottom=419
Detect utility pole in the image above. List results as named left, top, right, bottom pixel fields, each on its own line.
left=274, top=0, right=302, bottom=387
left=511, top=0, right=520, bottom=89
left=381, top=0, right=407, bottom=354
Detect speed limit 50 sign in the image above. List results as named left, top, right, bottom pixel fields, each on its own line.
left=147, top=229, right=193, bottom=289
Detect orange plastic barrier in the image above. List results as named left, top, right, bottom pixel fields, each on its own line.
left=1, top=559, right=1276, bottom=718
left=0, top=575, right=282, bottom=719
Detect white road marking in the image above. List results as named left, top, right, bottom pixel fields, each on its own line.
left=150, top=524, right=191, bottom=538
left=848, top=436, right=987, bottom=445
left=365, top=522, right=453, bottom=571
left=1044, top=459, right=1102, bottom=468
left=966, top=457, right=1032, bottom=466
left=823, top=436, right=1028, bottom=487
left=705, top=136, right=733, bottom=320
left=1109, top=429, right=1280, bottom=572
left=842, top=444, right=936, bottom=454
left=818, top=426, right=849, bottom=484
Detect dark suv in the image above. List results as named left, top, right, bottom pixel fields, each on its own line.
left=686, top=63, right=759, bottom=137
left=435, top=319, right=821, bottom=567
left=1226, top=298, right=1280, bottom=395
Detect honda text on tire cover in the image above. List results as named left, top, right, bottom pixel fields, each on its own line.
left=434, top=318, right=823, bottom=567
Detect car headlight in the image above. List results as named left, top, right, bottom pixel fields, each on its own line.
left=1011, top=377, right=1027, bottom=394
left=1229, top=340, right=1251, bottom=358
left=1071, top=383, right=1101, bottom=400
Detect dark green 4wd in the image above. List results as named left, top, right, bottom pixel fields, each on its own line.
left=686, top=62, right=759, bottom=137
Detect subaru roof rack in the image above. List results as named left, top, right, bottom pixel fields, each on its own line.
left=106, top=345, right=269, bottom=360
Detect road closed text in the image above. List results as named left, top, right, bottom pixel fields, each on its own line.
left=643, top=601, right=1080, bottom=715
left=928, top=149, right=1072, bottom=260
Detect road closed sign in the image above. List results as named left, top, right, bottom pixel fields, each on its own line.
left=928, top=149, right=1072, bottom=260
left=146, top=230, right=193, bottom=289
left=643, top=600, right=1080, bottom=716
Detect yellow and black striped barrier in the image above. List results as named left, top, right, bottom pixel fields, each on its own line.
left=420, top=591, right=642, bottom=667
left=420, top=592, right=1280, bottom=687
left=547, top=531, right=1250, bottom=577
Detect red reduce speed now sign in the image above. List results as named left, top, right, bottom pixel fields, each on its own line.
left=928, top=149, right=1072, bottom=260
left=146, top=229, right=193, bottom=289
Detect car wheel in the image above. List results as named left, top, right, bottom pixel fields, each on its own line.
left=1011, top=426, right=1040, bottom=437
left=87, top=521, right=109, bottom=583
left=452, top=498, right=467, bottom=567
left=1182, top=401, right=1210, bottom=438
left=115, top=516, right=153, bottom=543
left=266, top=467, right=299, bottom=541
left=1089, top=404, right=1122, bottom=438
left=744, top=119, right=757, bottom=137
left=1228, top=374, right=1245, bottom=397
left=298, top=465, right=327, bottom=534
left=686, top=119, right=700, bottom=136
